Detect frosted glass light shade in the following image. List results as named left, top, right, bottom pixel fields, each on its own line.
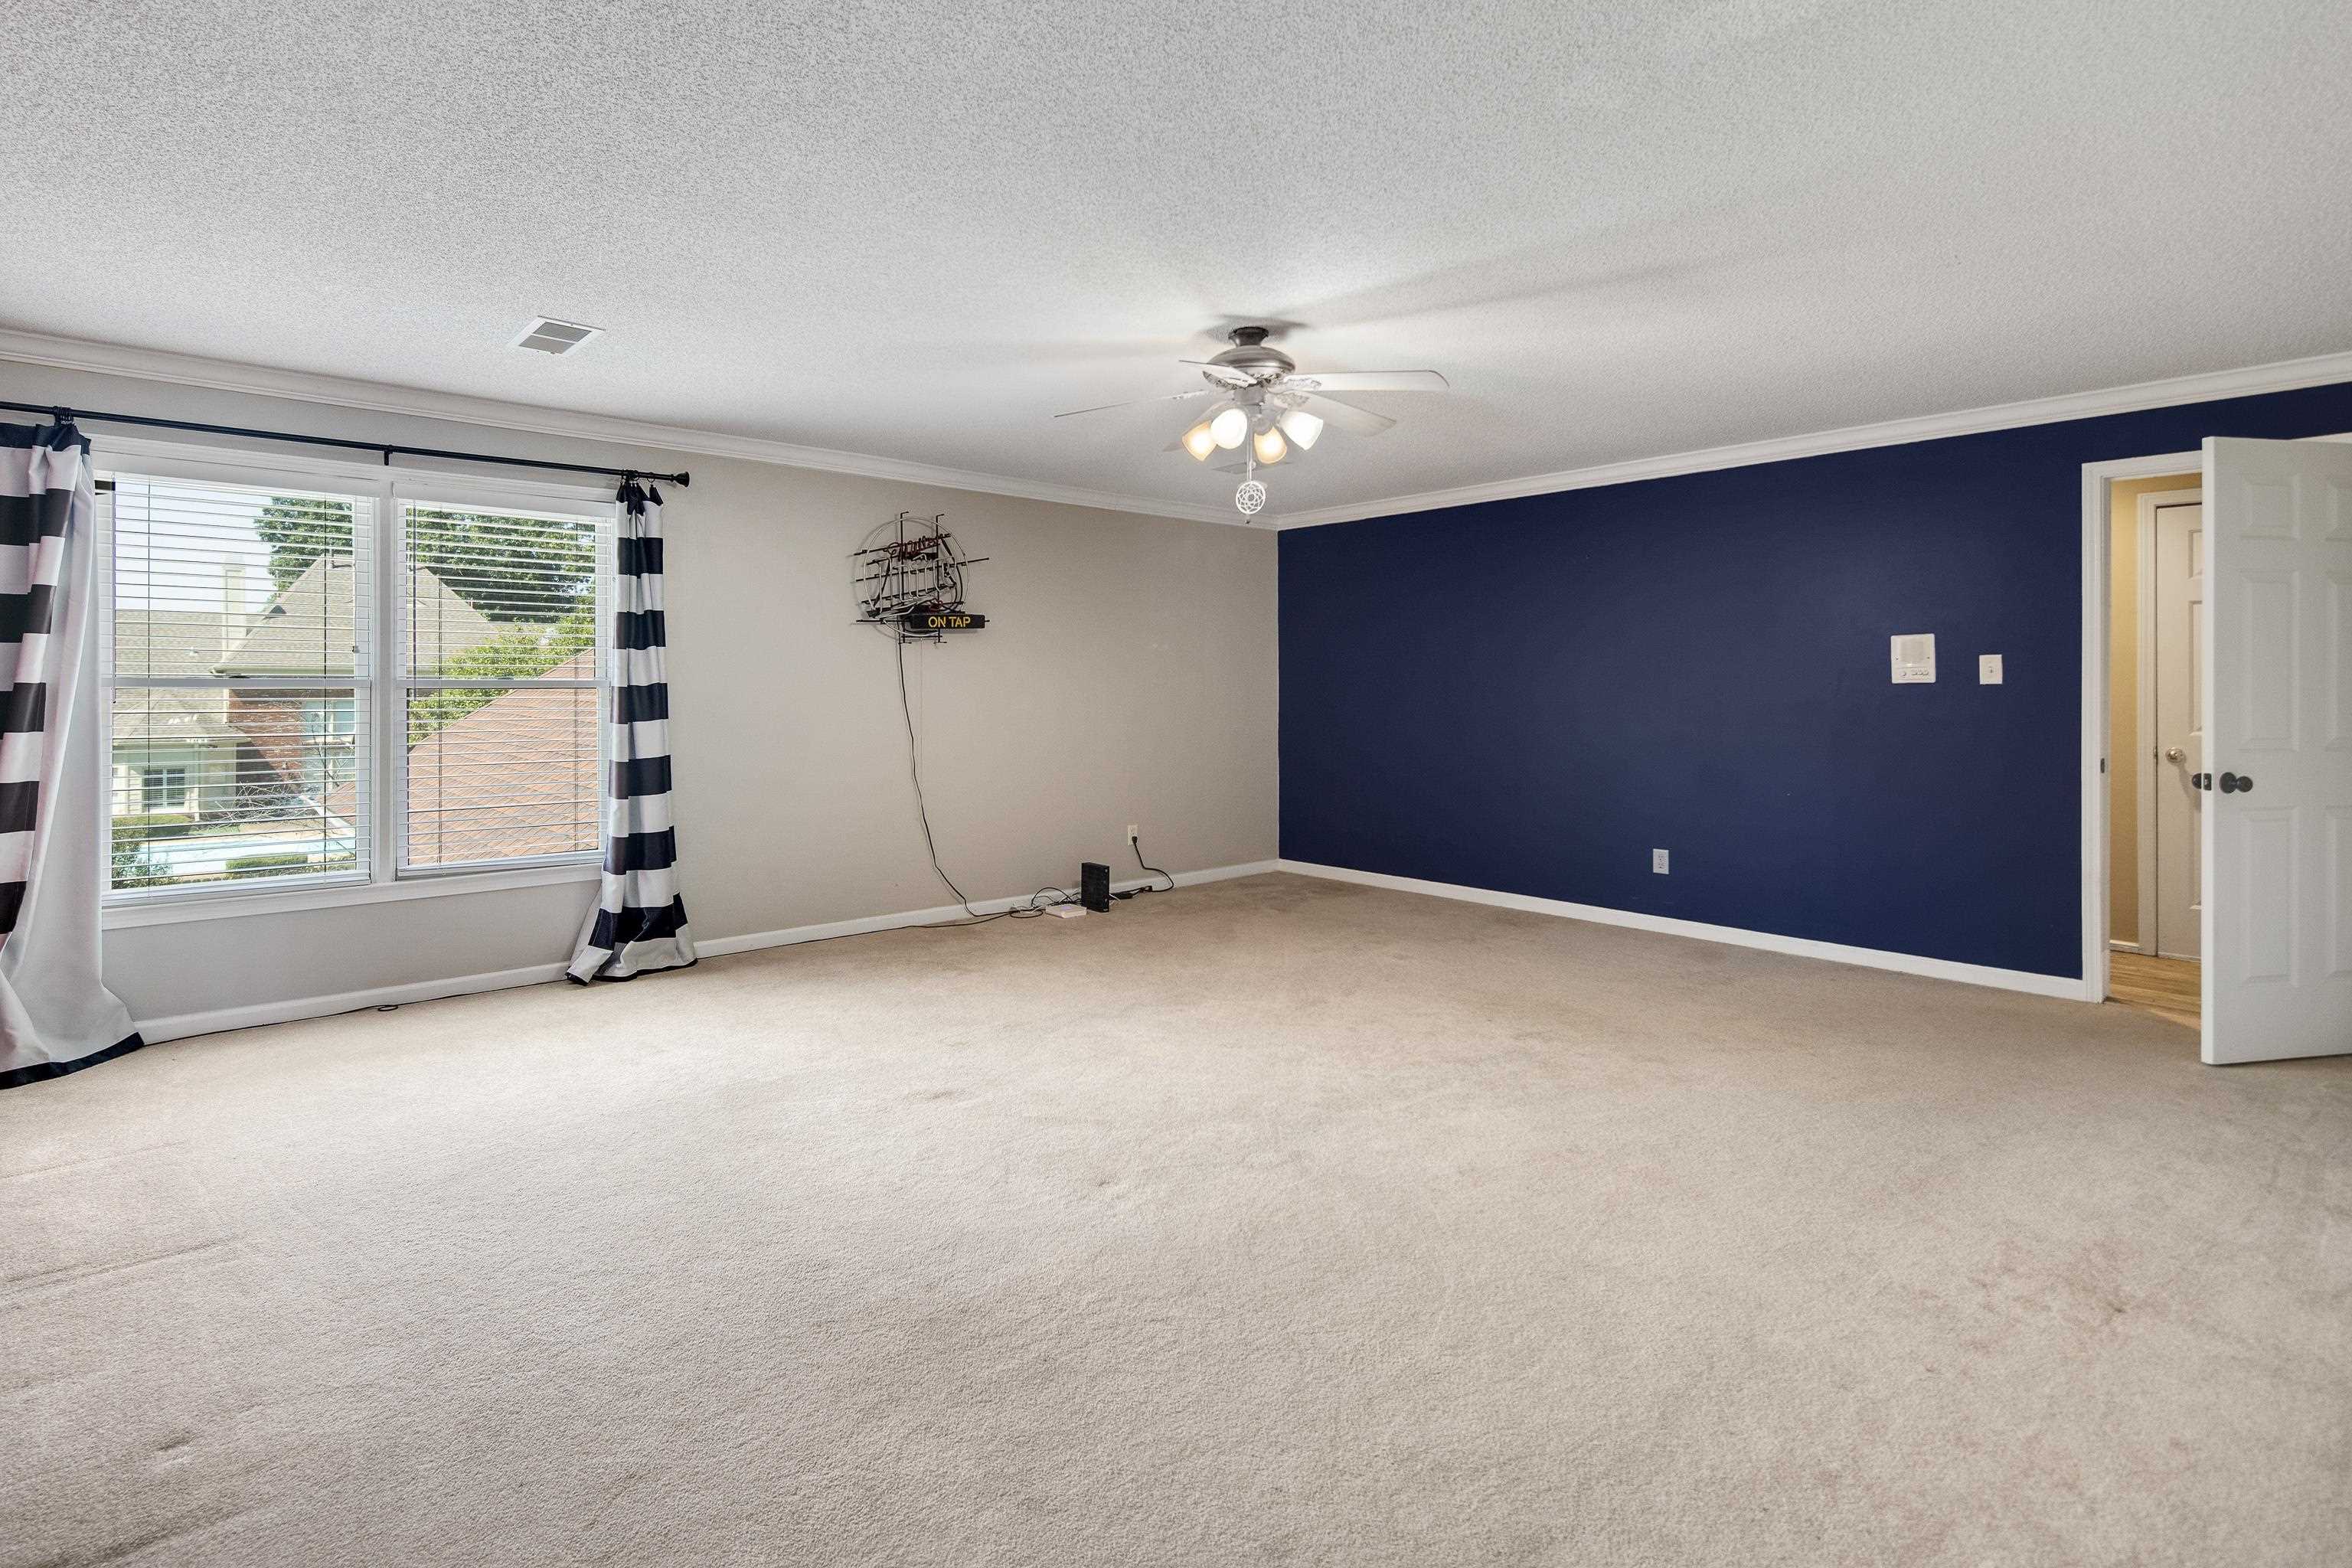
left=1276, top=409, right=1324, bottom=449
left=1210, top=407, right=1249, bottom=449
left=1253, top=426, right=1288, bottom=464
left=1181, top=420, right=1217, bottom=460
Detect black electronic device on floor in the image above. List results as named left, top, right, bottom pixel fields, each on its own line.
left=1080, top=862, right=1112, bottom=913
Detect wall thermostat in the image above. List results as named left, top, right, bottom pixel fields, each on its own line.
left=1890, top=633, right=1936, bottom=684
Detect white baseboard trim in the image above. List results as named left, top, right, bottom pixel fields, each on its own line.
left=1275, top=859, right=2086, bottom=1001
left=133, top=861, right=1282, bottom=1043
left=696, top=860, right=1279, bottom=959
left=135, top=961, right=572, bottom=1044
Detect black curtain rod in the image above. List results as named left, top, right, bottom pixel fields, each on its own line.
left=0, top=399, right=689, bottom=488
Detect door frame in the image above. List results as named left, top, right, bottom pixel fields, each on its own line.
left=2132, top=485, right=2204, bottom=958
left=2081, top=434, right=2352, bottom=1007
left=2082, top=451, right=2202, bottom=1004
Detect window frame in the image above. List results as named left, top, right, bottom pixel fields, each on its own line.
left=387, top=479, right=611, bottom=880
left=95, top=437, right=616, bottom=926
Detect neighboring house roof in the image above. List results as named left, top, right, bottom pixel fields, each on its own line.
left=112, top=569, right=536, bottom=828
left=326, top=649, right=599, bottom=865
left=220, top=556, right=493, bottom=677
left=114, top=607, right=240, bottom=678
left=112, top=686, right=231, bottom=750
left=112, top=609, right=237, bottom=749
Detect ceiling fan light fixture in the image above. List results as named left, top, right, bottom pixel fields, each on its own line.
left=1209, top=407, right=1250, bottom=449
left=1181, top=420, right=1218, bottom=460
left=1253, top=426, right=1288, bottom=465
left=1276, top=408, right=1324, bottom=449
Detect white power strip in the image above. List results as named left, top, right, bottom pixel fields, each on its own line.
left=1044, top=903, right=1088, bottom=919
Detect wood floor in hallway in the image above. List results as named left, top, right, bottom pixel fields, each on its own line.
left=2109, top=950, right=2200, bottom=1030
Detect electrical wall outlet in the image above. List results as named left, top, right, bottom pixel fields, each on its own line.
left=1125, top=823, right=1139, bottom=843
left=1979, top=654, right=2003, bottom=684
left=1652, top=848, right=1670, bottom=874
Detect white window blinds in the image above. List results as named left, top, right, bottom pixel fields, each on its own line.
left=397, top=501, right=603, bottom=870
left=102, top=459, right=612, bottom=905
left=105, top=475, right=375, bottom=892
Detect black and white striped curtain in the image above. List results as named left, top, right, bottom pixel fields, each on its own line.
left=568, top=479, right=694, bottom=981
left=2, top=420, right=141, bottom=1087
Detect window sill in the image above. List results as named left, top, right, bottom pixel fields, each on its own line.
left=103, top=860, right=603, bottom=929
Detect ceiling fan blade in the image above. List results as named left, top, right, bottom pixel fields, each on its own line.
left=1280, top=369, right=1449, bottom=393
left=1176, top=360, right=1259, bottom=387
left=1291, top=392, right=1396, bottom=438
left=1053, top=387, right=1218, bottom=419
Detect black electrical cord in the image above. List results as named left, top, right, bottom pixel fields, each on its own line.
left=897, top=633, right=1004, bottom=923
left=1126, top=833, right=1175, bottom=895
left=893, top=634, right=1079, bottom=926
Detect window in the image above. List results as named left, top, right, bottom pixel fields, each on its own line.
left=106, top=474, right=371, bottom=893
left=101, top=455, right=610, bottom=904
left=397, top=501, right=602, bottom=871
left=140, top=767, right=189, bottom=812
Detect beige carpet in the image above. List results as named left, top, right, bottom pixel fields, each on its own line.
left=5, top=874, right=2347, bottom=1566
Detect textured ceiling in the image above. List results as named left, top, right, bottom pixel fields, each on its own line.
left=4, top=1, right=2350, bottom=519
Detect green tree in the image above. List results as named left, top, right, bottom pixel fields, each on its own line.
left=253, top=495, right=355, bottom=595
left=255, top=501, right=595, bottom=624
left=406, top=507, right=595, bottom=623
left=406, top=603, right=596, bottom=745
left=111, top=828, right=172, bottom=890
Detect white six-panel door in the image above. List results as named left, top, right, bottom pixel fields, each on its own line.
left=2200, top=438, right=2352, bottom=1063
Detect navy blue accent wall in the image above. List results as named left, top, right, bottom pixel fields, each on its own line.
left=1279, top=378, right=2352, bottom=979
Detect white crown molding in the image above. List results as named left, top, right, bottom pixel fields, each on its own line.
left=1269, top=348, right=2352, bottom=528
left=0, top=326, right=1243, bottom=528
left=13, top=325, right=2350, bottom=534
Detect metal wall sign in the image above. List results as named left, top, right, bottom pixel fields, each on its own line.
left=900, top=609, right=985, bottom=633
left=854, top=512, right=990, bottom=642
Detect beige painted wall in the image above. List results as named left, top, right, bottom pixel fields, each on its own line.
left=2107, top=472, right=2199, bottom=948
left=2, top=360, right=1279, bottom=1027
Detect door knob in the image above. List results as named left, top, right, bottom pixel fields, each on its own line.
left=2164, top=746, right=2186, bottom=763
left=2220, top=772, right=2254, bottom=794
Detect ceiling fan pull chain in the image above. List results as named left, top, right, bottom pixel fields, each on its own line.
left=1234, top=447, right=1267, bottom=518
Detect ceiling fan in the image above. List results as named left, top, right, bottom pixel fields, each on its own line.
left=1054, top=326, right=1449, bottom=516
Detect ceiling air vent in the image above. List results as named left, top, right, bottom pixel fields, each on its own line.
left=512, top=317, right=602, bottom=355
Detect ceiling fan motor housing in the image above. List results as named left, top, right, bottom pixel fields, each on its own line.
left=1207, top=325, right=1295, bottom=384
left=1050, top=322, right=1437, bottom=506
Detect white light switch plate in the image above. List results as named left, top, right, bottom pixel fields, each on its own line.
left=1979, top=654, right=2003, bottom=684
left=1652, top=848, right=1669, bottom=874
